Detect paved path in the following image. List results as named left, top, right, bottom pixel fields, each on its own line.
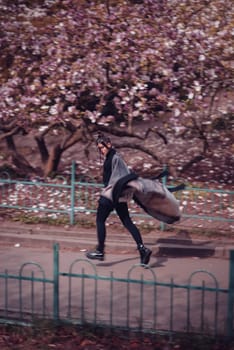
left=0, top=244, right=229, bottom=283
left=0, top=219, right=233, bottom=334
left=0, top=220, right=234, bottom=258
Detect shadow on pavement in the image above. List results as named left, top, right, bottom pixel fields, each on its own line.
left=96, top=255, right=168, bottom=269
left=148, top=256, right=168, bottom=269
left=96, top=256, right=137, bottom=267
left=155, top=229, right=215, bottom=258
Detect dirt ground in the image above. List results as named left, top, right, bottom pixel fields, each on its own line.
left=0, top=323, right=233, bottom=350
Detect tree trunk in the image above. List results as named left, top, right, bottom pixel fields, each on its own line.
left=6, top=135, right=16, bottom=151
left=35, top=135, right=49, bottom=164
left=11, top=152, right=36, bottom=177
left=44, top=145, right=63, bottom=177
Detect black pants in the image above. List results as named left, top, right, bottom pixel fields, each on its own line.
left=96, top=196, right=143, bottom=252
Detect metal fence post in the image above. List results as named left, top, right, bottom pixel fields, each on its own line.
left=70, top=161, right=76, bottom=225
left=53, top=243, right=60, bottom=322
left=227, top=249, right=234, bottom=338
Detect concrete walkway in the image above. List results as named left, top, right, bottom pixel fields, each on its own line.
left=0, top=220, right=233, bottom=259
left=0, top=219, right=233, bottom=334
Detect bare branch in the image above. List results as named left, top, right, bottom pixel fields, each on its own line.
left=34, top=122, right=63, bottom=139
left=93, top=123, right=167, bottom=145
left=145, top=127, right=168, bottom=144
left=191, top=117, right=210, bottom=153
left=179, top=155, right=204, bottom=174
left=115, top=142, right=161, bottom=163
left=95, top=123, right=143, bottom=140
left=0, top=126, right=26, bottom=141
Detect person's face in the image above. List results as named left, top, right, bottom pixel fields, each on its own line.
left=97, top=142, right=111, bottom=156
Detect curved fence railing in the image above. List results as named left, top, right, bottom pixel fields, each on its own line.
left=0, top=243, right=233, bottom=337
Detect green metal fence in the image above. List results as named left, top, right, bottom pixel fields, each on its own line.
left=0, top=243, right=233, bottom=337
left=0, top=162, right=233, bottom=229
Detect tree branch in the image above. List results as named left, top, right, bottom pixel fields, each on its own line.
left=145, top=127, right=168, bottom=144
left=179, top=155, right=204, bottom=174
left=115, top=142, right=161, bottom=163
left=0, top=126, right=26, bottom=141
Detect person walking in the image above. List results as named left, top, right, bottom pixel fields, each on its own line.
left=86, top=133, right=152, bottom=265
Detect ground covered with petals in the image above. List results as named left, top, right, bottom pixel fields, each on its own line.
left=0, top=324, right=233, bottom=350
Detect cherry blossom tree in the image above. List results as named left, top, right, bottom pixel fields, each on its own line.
left=0, top=0, right=233, bottom=179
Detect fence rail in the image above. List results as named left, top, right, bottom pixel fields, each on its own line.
left=0, top=162, right=233, bottom=230
left=0, top=243, right=233, bottom=337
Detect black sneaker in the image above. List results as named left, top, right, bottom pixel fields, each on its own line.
left=86, top=249, right=105, bottom=261
left=138, top=245, right=152, bottom=265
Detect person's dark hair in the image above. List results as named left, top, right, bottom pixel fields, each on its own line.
left=96, top=132, right=111, bottom=147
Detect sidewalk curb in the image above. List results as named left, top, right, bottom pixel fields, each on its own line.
left=0, top=223, right=233, bottom=259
